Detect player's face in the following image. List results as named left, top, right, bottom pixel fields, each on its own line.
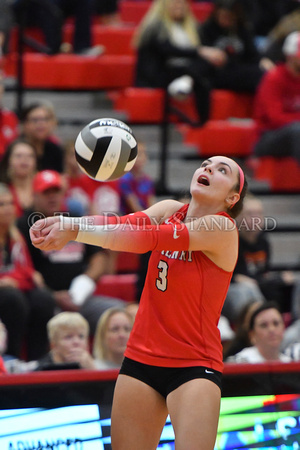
left=251, top=309, right=285, bottom=352
left=104, top=312, right=132, bottom=359
left=190, top=156, right=239, bottom=205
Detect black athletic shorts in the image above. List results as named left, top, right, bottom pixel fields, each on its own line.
left=119, top=357, right=222, bottom=399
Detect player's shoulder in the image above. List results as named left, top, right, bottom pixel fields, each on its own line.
left=144, top=199, right=185, bottom=223
left=194, top=213, right=236, bottom=232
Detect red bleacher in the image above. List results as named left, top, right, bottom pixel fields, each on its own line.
left=110, top=87, right=256, bottom=157
left=111, top=88, right=254, bottom=123
left=95, top=273, right=137, bottom=303
left=9, top=24, right=135, bottom=56
left=178, top=120, right=257, bottom=157
left=4, top=53, right=135, bottom=90
left=252, top=156, right=300, bottom=192
left=94, top=252, right=140, bottom=303
left=5, top=23, right=136, bottom=89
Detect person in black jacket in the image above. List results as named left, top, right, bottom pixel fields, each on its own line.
left=199, top=0, right=274, bottom=93
left=222, top=195, right=295, bottom=326
left=132, top=0, right=226, bottom=125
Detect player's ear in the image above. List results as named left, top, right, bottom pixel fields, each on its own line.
left=226, top=193, right=239, bottom=209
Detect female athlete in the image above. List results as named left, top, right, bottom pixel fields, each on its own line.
left=30, top=155, right=247, bottom=450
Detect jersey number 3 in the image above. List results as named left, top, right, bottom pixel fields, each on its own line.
left=156, top=260, right=168, bottom=291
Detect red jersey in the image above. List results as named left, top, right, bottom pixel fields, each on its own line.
left=254, top=64, right=300, bottom=135
left=0, top=356, right=6, bottom=374
left=0, top=109, right=19, bottom=159
left=0, top=233, right=35, bottom=291
left=125, top=205, right=235, bottom=373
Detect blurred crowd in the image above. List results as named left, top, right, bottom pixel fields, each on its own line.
left=1, top=0, right=300, bottom=374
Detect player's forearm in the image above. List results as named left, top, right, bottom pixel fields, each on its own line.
left=72, top=218, right=189, bottom=253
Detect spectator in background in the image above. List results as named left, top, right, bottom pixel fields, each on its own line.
left=12, top=0, right=104, bottom=56
left=117, top=141, right=155, bottom=301
left=19, top=102, right=64, bottom=173
left=253, top=31, right=300, bottom=167
left=0, top=138, right=37, bottom=217
left=17, top=170, right=126, bottom=335
left=0, top=355, right=6, bottom=374
left=280, top=278, right=300, bottom=351
left=0, top=182, right=55, bottom=360
left=63, top=138, right=92, bottom=216
left=262, top=7, right=300, bottom=63
left=132, top=0, right=226, bottom=126
left=124, top=302, right=139, bottom=323
left=222, top=195, right=294, bottom=326
left=117, top=141, right=155, bottom=215
left=240, top=0, right=288, bottom=46
left=94, top=0, right=120, bottom=25
left=0, top=0, right=15, bottom=56
left=63, top=138, right=120, bottom=274
left=63, top=137, right=121, bottom=220
left=199, top=0, right=274, bottom=94
left=35, top=312, right=96, bottom=371
left=226, top=302, right=291, bottom=363
left=223, top=300, right=263, bottom=360
left=0, top=73, right=19, bottom=159
left=0, top=319, right=7, bottom=374
left=93, top=307, right=133, bottom=370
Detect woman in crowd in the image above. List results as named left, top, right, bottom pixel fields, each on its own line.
left=35, top=311, right=96, bottom=371
left=132, top=0, right=226, bottom=126
left=200, top=0, right=274, bottom=93
left=93, top=307, right=133, bottom=370
left=0, top=182, right=55, bottom=360
left=0, top=138, right=38, bottom=217
left=226, top=302, right=291, bottom=363
left=19, top=102, right=64, bottom=173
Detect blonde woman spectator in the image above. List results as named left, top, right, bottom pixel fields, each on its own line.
left=93, top=307, right=133, bottom=370
left=35, top=312, right=96, bottom=371
left=226, top=302, right=292, bottom=363
left=132, top=0, right=226, bottom=125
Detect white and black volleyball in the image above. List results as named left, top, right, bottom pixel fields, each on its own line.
left=75, top=118, right=138, bottom=181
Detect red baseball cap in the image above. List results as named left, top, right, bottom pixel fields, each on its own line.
left=33, top=170, right=63, bottom=193
left=283, top=31, right=300, bottom=58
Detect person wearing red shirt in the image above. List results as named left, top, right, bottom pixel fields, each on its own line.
left=0, top=183, right=55, bottom=360
left=30, top=155, right=247, bottom=450
left=253, top=31, right=300, bottom=165
left=0, top=356, right=6, bottom=374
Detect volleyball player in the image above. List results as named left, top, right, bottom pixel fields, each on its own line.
left=30, top=155, right=247, bottom=450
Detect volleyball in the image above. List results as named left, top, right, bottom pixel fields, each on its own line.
left=74, top=118, right=138, bottom=181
